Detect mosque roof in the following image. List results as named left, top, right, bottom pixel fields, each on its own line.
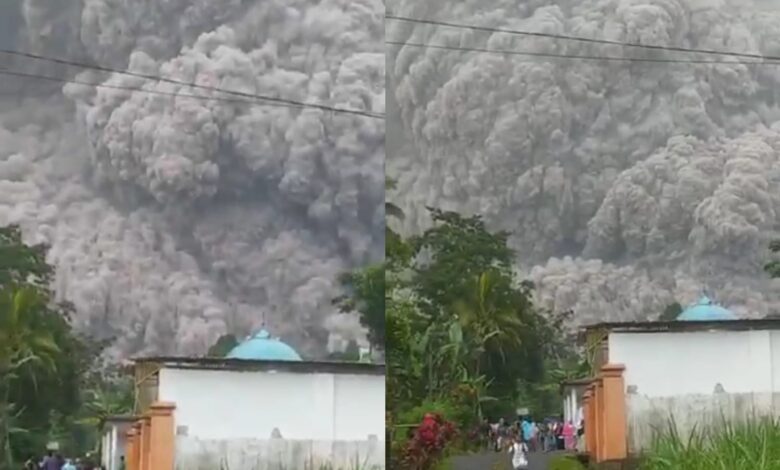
left=226, top=329, right=303, bottom=361
left=676, top=295, right=736, bottom=321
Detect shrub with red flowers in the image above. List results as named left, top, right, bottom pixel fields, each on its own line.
left=401, top=412, right=459, bottom=469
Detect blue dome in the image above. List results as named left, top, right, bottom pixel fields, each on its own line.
left=226, top=329, right=302, bottom=361
left=676, top=296, right=736, bottom=321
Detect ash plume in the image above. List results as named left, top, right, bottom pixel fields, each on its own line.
left=0, top=0, right=384, bottom=360
left=387, top=0, right=780, bottom=324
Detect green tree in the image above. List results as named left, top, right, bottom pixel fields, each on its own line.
left=327, top=340, right=361, bottom=362
left=385, top=178, right=413, bottom=274
left=0, top=225, right=98, bottom=464
left=207, top=334, right=239, bottom=357
left=0, top=226, right=52, bottom=289
left=452, top=270, right=525, bottom=376
left=411, top=209, right=513, bottom=317
left=335, top=264, right=384, bottom=351
left=766, top=240, right=780, bottom=278
left=0, top=287, right=60, bottom=468
left=76, top=378, right=133, bottom=442
left=658, top=302, right=683, bottom=321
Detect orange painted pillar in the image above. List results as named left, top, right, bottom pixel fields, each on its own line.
left=583, top=387, right=593, bottom=455
left=138, top=416, right=151, bottom=470
left=149, top=402, right=177, bottom=470
left=588, top=383, right=596, bottom=458
left=601, top=364, right=627, bottom=461
left=125, top=428, right=137, bottom=470
left=590, top=379, right=599, bottom=462
left=132, top=422, right=143, bottom=470
left=595, top=377, right=605, bottom=462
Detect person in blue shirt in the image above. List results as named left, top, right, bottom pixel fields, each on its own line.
left=521, top=418, right=533, bottom=448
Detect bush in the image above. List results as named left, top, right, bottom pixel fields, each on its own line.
left=397, top=399, right=474, bottom=430
left=400, top=412, right=458, bottom=470
left=640, top=417, right=780, bottom=470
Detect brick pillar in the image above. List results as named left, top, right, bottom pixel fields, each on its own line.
left=595, top=377, right=605, bottom=462
left=149, top=402, right=176, bottom=470
left=126, top=428, right=137, bottom=470
left=600, top=364, right=627, bottom=461
left=138, top=417, right=151, bottom=470
left=132, top=422, right=143, bottom=470
left=582, top=387, right=593, bottom=455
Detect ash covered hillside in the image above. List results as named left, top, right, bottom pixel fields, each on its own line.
left=387, top=0, right=780, bottom=325
left=0, top=0, right=384, bottom=361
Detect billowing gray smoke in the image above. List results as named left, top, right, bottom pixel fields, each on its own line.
left=0, top=0, right=384, bottom=360
left=388, top=0, right=780, bottom=325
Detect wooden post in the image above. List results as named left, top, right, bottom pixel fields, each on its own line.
left=148, top=402, right=177, bottom=470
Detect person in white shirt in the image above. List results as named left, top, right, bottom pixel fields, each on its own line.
left=508, top=436, right=529, bottom=469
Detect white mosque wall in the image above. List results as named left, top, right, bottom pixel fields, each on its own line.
left=157, top=366, right=385, bottom=469
left=607, top=329, right=780, bottom=453
left=100, top=421, right=130, bottom=470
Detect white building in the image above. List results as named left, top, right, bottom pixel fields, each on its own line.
left=100, top=416, right=134, bottom=470
left=560, top=379, right=588, bottom=425
left=581, top=296, right=780, bottom=462
left=113, top=329, right=386, bottom=470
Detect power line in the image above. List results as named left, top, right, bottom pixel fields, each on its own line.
left=0, top=68, right=315, bottom=111
left=0, top=48, right=383, bottom=119
left=386, top=40, right=777, bottom=66
left=386, top=15, right=780, bottom=63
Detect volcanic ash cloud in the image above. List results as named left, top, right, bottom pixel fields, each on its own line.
left=0, top=0, right=384, bottom=359
left=388, top=0, right=780, bottom=321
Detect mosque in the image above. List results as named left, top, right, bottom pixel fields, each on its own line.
left=102, top=327, right=385, bottom=470
left=566, top=294, right=780, bottom=464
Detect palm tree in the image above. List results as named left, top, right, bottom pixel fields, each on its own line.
left=0, top=286, right=60, bottom=467
left=452, top=271, right=525, bottom=377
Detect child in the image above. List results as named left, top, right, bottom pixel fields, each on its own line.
left=508, top=436, right=529, bottom=469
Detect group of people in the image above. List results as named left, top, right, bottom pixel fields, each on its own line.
left=22, top=451, right=121, bottom=470
left=482, top=416, right=584, bottom=455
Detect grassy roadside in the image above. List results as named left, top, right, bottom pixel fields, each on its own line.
left=640, top=417, right=780, bottom=470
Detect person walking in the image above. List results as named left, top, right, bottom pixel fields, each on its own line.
left=62, top=458, right=76, bottom=470
left=41, top=451, right=61, bottom=470
left=562, top=420, right=575, bottom=450
left=556, top=419, right=565, bottom=450
left=507, top=436, right=529, bottom=469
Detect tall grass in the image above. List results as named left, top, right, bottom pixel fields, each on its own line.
left=641, top=416, right=780, bottom=470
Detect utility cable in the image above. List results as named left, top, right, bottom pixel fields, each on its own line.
left=0, top=68, right=312, bottom=111
left=386, top=40, right=776, bottom=66
left=386, top=15, right=780, bottom=63
left=0, top=49, right=383, bottom=119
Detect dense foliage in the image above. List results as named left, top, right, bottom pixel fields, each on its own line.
left=382, top=194, right=586, bottom=467
left=0, top=225, right=131, bottom=467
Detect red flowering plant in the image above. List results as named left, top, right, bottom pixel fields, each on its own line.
left=401, top=412, right=459, bottom=469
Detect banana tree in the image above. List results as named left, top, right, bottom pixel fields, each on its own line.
left=76, top=382, right=133, bottom=456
